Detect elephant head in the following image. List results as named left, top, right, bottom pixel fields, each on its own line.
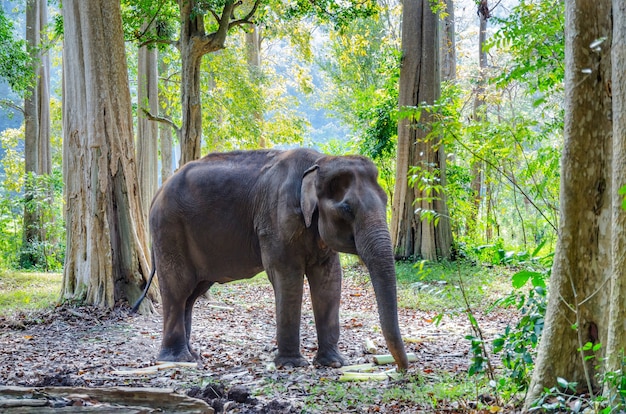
left=300, top=155, right=409, bottom=371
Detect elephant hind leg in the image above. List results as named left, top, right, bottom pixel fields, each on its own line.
left=184, top=281, right=213, bottom=359
left=158, top=277, right=210, bottom=363
left=158, top=298, right=195, bottom=362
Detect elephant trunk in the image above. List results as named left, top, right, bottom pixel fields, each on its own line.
left=355, top=222, right=409, bottom=371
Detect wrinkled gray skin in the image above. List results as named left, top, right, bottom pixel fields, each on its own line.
left=147, top=148, right=409, bottom=370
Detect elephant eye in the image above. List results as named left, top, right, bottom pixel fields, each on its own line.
left=339, top=202, right=354, bottom=218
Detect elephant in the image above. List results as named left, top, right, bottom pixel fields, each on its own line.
left=133, top=148, right=409, bottom=371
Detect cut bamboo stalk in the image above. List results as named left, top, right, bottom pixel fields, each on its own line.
left=372, top=353, right=418, bottom=365
left=339, top=363, right=377, bottom=373
left=339, top=369, right=400, bottom=382
left=364, top=338, right=377, bottom=354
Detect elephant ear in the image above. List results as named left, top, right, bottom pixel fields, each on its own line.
left=300, top=165, right=319, bottom=228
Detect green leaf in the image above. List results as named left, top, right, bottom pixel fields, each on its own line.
left=556, top=377, right=570, bottom=389
left=512, top=270, right=541, bottom=289
left=531, top=272, right=545, bottom=288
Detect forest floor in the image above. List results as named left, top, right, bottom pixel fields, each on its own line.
left=0, top=265, right=518, bottom=413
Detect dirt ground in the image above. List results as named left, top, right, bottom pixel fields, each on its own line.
left=0, top=267, right=513, bottom=413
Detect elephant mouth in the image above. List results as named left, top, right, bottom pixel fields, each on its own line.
left=324, top=237, right=357, bottom=255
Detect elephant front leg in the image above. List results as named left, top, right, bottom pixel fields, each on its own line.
left=307, top=253, right=345, bottom=368
left=268, top=269, right=308, bottom=368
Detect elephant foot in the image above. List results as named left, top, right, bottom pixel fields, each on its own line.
left=158, top=347, right=197, bottom=363
left=314, top=350, right=345, bottom=368
left=275, top=354, right=309, bottom=368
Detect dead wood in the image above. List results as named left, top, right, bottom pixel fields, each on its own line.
left=0, top=385, right=214, bottom=413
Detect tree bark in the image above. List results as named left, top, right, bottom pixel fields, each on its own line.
left=440, top=0, right=456, bottom=82
left=604, top=0, right=626, bottom=397
left=22, top=0, right=50, bottom=268
left=62, top=0, right=157, bottom=310
left=137, top=26, right=159, bottom=225
left=524, top=0, right=613, bottom=407
left=391, top=0, right=453, bottom=261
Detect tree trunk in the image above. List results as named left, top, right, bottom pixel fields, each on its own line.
left=177, top=0, right=234, bottom=165
left=524, top=0, right=613, bottom=407
left=391, top=0, right=453, bottom=261
left=158, top=57, right=174, bottom=182
left=61, top=0, right=157, bottom=310
left=603, top=0, right=626, bottom=405
left=471, top=0, right=489, bottom=240
left=246, top=24, right=266, bottom=148
left=137, top=28, right=159, bottom=225
left=22, top=0, right=50, bottom=268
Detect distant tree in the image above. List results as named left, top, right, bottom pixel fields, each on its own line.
left=22, top=0, right=51, bottom=269
left=471, top=0, right=489, bottom=240
left=62, top=0, right=156, bottom=310
left=391, top=0, right=453, bottom=261
left=136, top=19, right=159, bottom=224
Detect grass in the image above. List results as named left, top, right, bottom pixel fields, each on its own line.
left=395, top=260, right=512, bottom=313
left=256, top=370, right=484, bottom=412
left=0, top=271, right=62, bottom=315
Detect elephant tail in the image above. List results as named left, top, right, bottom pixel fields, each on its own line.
left=131, top=248, right=156, bottom=313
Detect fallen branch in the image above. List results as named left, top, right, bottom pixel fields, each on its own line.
left=0, top=386, right=214, bottom=413
left=111, top=361, right=198, bottom=376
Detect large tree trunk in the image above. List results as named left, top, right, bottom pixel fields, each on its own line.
left=22, top=0, right=50, bottom=268
left=524, top=0, right=613, bottom=407
left=391, top=0, right=453, bottom=261
left=137, top=28, right=159, bottom=224
left=62, top=0, right=157, bottom=310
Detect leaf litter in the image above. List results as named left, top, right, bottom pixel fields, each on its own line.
left=0, top=266, right=511, bottom=413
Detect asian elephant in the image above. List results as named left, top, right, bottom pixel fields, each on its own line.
left=134, top=148, right=409, bottom=371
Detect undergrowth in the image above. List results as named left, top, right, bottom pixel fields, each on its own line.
left=0, top=271, right=62, bottom=315
left=256, top=370, right=480, bottom=412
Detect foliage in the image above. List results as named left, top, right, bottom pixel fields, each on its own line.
left=485, top=0, right=565, bottom=96
left=201, top=34, right=309, bottom=151
left=280, top=0, right=379, bottom=30
left=19, top=171, right=65, bottom=271
left=395, top=260, right=505, bottom=314
left=462, top=245, right=551, bottom=404
left=0, top=125, right=65, bottom=271
left=0, top=6, right=34, bottom=97
left=317, top=3, right=400, bottom=197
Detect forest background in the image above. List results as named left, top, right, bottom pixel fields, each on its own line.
left=2, top=0, right=625, bottom=412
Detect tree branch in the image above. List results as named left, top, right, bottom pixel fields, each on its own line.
left=141, top=108, right=182, bottom=141
left=139, top=38, right=179, bottom=49
left=0, top=99, right=24, bottom=115
left=134, top=0, right=167, bottom=41
left=228, top=0, right=261, bottom=29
